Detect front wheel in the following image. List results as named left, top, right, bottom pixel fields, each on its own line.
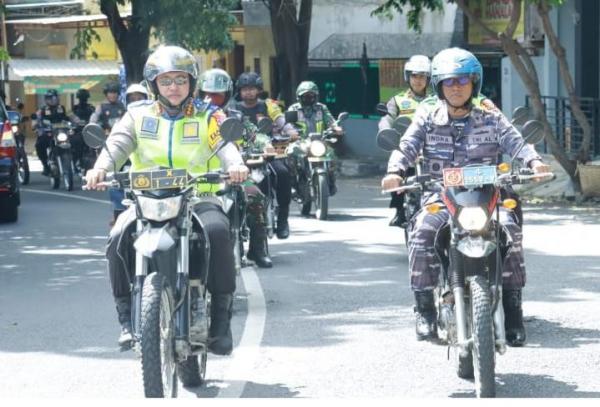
left=140, top=272, right=178, bottom=398
left=60, top=153, right=74, bottom=191
left=470, top=275, right=496, bottom=398
left=17, top=149, right=30, bottom=185
left=314, top=173, right=329, bottom=220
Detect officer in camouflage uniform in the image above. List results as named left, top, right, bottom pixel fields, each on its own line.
left=200, top=68, right=273, bottom=268
left=287, top=81, right=343, bottom=195
left=379, top=55, right=434, bottom=227
left=85, top=46, right=248, bottom=355
left=381, top=48, right=551, bottom=346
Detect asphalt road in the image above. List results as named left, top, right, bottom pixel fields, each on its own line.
left=1, top=168, right=599, bottom=398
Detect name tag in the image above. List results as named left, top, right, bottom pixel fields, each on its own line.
left=426, top=134, right=452, bottom=144
left=467, top=133, right=497, bottom=144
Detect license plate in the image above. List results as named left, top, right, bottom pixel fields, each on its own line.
left=443, top=166, right=497, bottom=188
left=130, top=169, right=188, bottom=190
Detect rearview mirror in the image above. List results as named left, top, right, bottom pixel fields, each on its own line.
left=511, top=106, right=531, bottom=126
left=219, top=117, right=244, bottom=143
left=392, top=116, right=412, bottom=136
left=375, top=103, right=389, bottom=116
left=7, top=111, right=20, bottom=125
left=521, top=120, right=545, bottom=145
left=82, top=123, right=107, bottom=149
left=376, top=128, right=401, bottom=152
left=257, top=117, right=273, bottom=134
left=284, top=110, right=298, bottom=124
left=337, top=112, right=349, bottom=122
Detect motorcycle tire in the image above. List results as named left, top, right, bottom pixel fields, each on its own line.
left=301, top=201, right=311, bottom=217
left=470, top=275, right=496, bottom=398
left=51, top=174, right=60, bottom=189
left=18, top=150, right=30, bottom=185
left=60, top=153, right=74, bottom=191
left=315, top=173, right=329, bottom=220
left=140, top=272, right=178, bottom=398
left=177, top=354, right=206, bottom=388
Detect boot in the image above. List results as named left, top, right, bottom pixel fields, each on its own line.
left=414, top=290, right=438, bottom=341
left=42, top=162, right=51, bottom=177
left=503, top=288, right=526, bottom=347
left=276, top=206, right=290, bottom=239
left=208, top=294, right=233, bottom=355
left=115, top=296, right=133, bottom=349
left=388, top=208, right=406, bottom=228
left=246, top=226, right=272, bottom=268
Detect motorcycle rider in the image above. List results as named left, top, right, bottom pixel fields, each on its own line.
left=233, top=72, right=294, bottom=239
left=379, top=55, right=434, bottom=228
left=125, top=83, right=149, bottom=105
left=90, top=81, right=126, bottom=132
left=34, top=89, right=69, bottom=176
left=381, top=48, right=551, bottom=346
left=85, top=46, right=248, bottom=355
left=287, top=81, right=343, bottom=196
left=200, top=68, right=273, bottom=268
left=71, top=88, right=96, bottom=172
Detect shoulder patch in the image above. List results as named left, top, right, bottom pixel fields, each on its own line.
left=140, top=116, right=159, bottom=136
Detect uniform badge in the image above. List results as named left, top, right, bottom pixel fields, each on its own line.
left=208, top=128, right=222, bottom=150
left=182, top=122, right=199, bottom=141
left=401, top=100, right=411, bottom=109
left=140, top=116, right=159, bottom=137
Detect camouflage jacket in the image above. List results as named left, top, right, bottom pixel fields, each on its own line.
left=386, top=99, right=541, bottom=177
left=288, top=102, right=335, bottom=136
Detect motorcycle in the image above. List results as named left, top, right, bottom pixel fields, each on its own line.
left=82, top=117, right=244, bottom=397
left=34, top=115, right=77, bottom=191
left=285, top=110, right=348, bottom=220
left=7, top=111, right=30, bottom=185
left=380, top=119, right=553, bottom=397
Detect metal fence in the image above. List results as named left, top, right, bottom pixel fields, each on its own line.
left=525, top=95, right=600, bottom=157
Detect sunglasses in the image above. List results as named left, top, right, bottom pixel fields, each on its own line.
left=441, top=76, right=471, bottom=87
left=157, top=76, right=189, bottom=87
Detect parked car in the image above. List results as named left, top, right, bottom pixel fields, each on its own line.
left=0, top=100, right=19, bottom=222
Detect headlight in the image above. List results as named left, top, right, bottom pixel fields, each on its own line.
left=138, top=195, right=183, bottom=222
left=11, top=125, right=18, bottom=133
left=457, top=207, right=489, bottom=231
left=56, top=132, right=68, bottom=143
left=309, top=140, right=326, bottom=157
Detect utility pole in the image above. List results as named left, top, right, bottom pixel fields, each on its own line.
left=0, top=0, right=8, bottom=100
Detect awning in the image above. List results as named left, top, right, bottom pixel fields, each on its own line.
left=5, top=12, right=131, bottom=29
left=8, top=59, right=120, bottom=94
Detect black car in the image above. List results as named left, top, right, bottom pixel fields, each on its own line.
left=0, top=100, right=19, bottom=222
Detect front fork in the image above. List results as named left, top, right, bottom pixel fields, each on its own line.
left=132, top=219, right=147, bottom=342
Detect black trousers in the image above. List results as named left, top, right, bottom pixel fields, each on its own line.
left=259, top=158, right=292, bottom=209
left=35, top=134, right=52, bottom=167
left=106, top=202, right=236, bottom=298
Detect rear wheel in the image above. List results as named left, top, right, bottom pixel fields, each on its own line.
left=177, top=354, right=206, bottom=388
left=314, top=173, right=329, bottom=220
left=140, top=272, right=177, bottom=398
left=17, top=149, right=30, bottom=185
left=470, top=275, right=496, bottom=398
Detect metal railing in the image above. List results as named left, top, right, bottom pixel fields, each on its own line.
left=526, top=95, right=600, bottom=157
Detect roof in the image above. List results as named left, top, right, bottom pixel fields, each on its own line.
left=5, top=12, right=132, bottom=29
left=8, top=59, right=120, bottom=79
left=308, top=32, right=463, bottom=60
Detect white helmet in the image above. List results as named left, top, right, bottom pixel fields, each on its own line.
left=403, top=55, right=432, bottom=82
left=126, top=83, right=149, bottom=97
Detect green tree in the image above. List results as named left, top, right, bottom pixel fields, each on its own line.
left=95, top=0, right=238, bottom=84
left=373, top=0, right=590, bottom=190
left=262, top=0, right=312, bottom=106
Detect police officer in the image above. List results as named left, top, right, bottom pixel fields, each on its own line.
left=71, top=88, right=96, bottom=170
left=233, top=72, right=294, bottom=239
left=379, top=55, right=433, bottom=227
left=200, top=68, right=275, bottom=267
left=85, top=46, right=248, bottom=355
left=381, top=48, right=551, bottom=346
left=90, top=82, right=126, bottom=132
left=34, top=89, right=69, bottom=176
left=287, top=81, right=343, bottom=195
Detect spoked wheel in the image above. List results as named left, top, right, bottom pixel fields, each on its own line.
left=17, top=150, right=30, bottom=185
left=470, top=275, right=496, bottom=398
left=140, top=272, right=177, bottom=398
left=314, top=173, right=329, bottom=220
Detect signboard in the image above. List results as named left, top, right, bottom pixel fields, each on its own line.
left=468, top=0, right=525, bottom=45
left=23, top=75, right=115, bottom=94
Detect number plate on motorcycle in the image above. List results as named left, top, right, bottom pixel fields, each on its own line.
left=443, top=166, right=497, bottom=187
left=130, top=169, right=188, bottom=190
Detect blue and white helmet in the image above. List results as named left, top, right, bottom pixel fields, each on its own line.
left=431, top=48, right=483, bottom=99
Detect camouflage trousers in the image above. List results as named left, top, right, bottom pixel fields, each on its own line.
left=407, top=206, right=526, bottom=291
left=244, top=181, right=267, bottom=228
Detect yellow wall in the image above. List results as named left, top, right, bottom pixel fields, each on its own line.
left=242, top=26, right=276, bottom=94
left=86, top=27, right=120, bottom=61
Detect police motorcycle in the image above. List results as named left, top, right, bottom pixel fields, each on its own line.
left=284, top=110, right=348, bottom=220
left=82, top=118, right=244, bottom=397
left=380, top=120, right=553, bottom=398
left=7, top=110, right=30, bottom=185
left=32, top=113, right=77, bottom=191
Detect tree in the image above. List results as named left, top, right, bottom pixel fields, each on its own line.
left=262, top=0, right=312, bottom=106
left=372, top=0, right=590, bottom=189
left=93, top=0, right=238, bottom=84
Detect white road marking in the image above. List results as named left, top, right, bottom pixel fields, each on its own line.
left=21, top=188, right=110, bottom=205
